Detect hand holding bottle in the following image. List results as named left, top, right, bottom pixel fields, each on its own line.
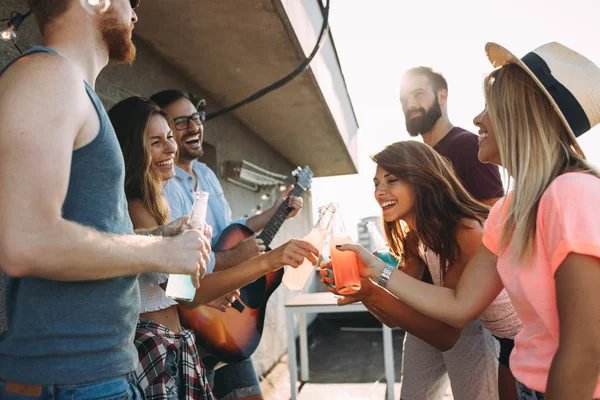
left=264, top=239, right=320, bottom=272
left=282, top=203, right=336, bottom=291
left=166, top=191, right=210, bottom=301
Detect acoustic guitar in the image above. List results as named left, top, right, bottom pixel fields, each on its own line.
left=178, top=166, right=313, bottom=364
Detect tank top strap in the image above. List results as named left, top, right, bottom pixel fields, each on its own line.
left=0, top=46, right=59, bottom=77
left=418, top=241, right=443, bottom=286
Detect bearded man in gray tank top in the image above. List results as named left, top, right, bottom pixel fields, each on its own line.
left=0, top=1, right=211, bottom=398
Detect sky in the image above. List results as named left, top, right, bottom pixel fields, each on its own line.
left=310, top=0, right=600, bottom=241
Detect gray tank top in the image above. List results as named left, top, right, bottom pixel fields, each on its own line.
left=0, top=46, right=140, bottom=384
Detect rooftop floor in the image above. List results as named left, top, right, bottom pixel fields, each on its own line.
left=260, top=313, right=454, bottom=399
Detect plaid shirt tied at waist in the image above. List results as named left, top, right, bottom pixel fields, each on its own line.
left=134, top=319, right=213, bottom=400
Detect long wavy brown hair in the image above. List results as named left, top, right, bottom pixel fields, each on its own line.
left=371, top=141, right=490, bottom=282
left=109, top=97, right=175, bottom=226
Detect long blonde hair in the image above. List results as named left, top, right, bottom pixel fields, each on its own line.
left=484, top=64, right=599, bottom=260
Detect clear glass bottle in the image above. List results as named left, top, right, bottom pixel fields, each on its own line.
left=165, top=191, right=209, bottom=301
left=282, top=203, right=337, bottom=291
left=368, top=221, right=399, bottom=267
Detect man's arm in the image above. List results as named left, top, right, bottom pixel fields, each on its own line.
left=0, top=55, right=204, bottom=282
left=135, top=216, right=189, bottom=237
left=213, top=235, right=265, bottom=271
left=245, top=185, right=302, bottom=232
left=213, top=185, right=302, bottom=269
left=164, top=181, right=223, bottom=274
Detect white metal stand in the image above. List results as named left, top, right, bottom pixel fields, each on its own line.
left=285, top=292, right=395, bottom=400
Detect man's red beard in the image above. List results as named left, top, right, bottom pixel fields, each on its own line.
left=100, top=9, right=136, bottom=64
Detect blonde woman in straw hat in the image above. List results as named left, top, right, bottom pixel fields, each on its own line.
left=331, top=42, right=600, bottom=400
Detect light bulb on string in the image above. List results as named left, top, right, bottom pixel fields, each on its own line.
left=80, top=0, right=111, bottom=15
left=0, top=27, right=16, bottom=41
left=1, top=11, right=28, bottom=42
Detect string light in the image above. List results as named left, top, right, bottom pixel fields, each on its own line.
left=243, top=189, right=277, bottom=218
left=80, top=0, right=111, bottom=15
left=1, top=11, right=29, bottom=42
left=0, top=28, right=16, bottom=41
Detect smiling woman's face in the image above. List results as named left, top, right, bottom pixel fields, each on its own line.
left=373, top=165, right=416, bottom=224
left=473, top=106, right=502, bottom=166
left=146, top=114, right=177, bottom=181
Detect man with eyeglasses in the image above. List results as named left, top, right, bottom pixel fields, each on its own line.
left=0, top=1, right=212, bottom=398
left=152, top=89, right=303, bottom=400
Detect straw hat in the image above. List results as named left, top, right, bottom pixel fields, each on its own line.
left=485, top=42, right=600, bottom=142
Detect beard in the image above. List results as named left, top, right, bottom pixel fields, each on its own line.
left=180, top=146, right=204, bottom=161
left=178, top=132, right=204, bottom=161
left=405, top=97, right=442, bottom=137
left=99, top=9, right=136, bottom=64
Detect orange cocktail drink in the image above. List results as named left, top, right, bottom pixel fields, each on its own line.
left=329, top=235, right=361, bottom=295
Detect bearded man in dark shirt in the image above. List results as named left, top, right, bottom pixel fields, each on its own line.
left=400, top=66, right=504, bottom=206
left=399, top=67, right=517, bottom=400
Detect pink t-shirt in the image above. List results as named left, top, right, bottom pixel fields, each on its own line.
left=483, top=172, right=600, bottom=396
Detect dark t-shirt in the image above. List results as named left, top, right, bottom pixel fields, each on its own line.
left=434, top=127, right=504, bottom=201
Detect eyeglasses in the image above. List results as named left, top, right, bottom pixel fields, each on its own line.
left=173, top=111, right=206, bottom=130
left=130, top=0, right=140, bottom=9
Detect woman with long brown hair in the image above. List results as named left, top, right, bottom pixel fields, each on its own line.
left=109, top=96, right=319, bottom=399
left=322, top=140, right=521, bottom=399
left=333, top=42, right=600, bottom=399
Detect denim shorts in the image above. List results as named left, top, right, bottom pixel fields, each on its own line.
left=165, top=346, right=183, bottom=400
left=0, top=374, right=141, bottom=400
left=516, top=381, right=545, bottom=400
left=517, top=381, right=600, bottom=400
left=205, top=358, right=261, bottom=400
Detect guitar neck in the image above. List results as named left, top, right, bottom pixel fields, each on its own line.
left=257, top=185, right=305, bottom=247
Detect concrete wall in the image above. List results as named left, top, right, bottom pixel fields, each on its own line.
left=0, top=0, right=322, bottom=377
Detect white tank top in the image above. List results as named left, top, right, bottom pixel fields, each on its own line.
left=419, top=242, right=522, bottom=339
left=138, top=272, right=178, bottom=313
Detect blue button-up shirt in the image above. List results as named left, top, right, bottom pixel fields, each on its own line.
left=164, top=161, right=247, bottom=273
